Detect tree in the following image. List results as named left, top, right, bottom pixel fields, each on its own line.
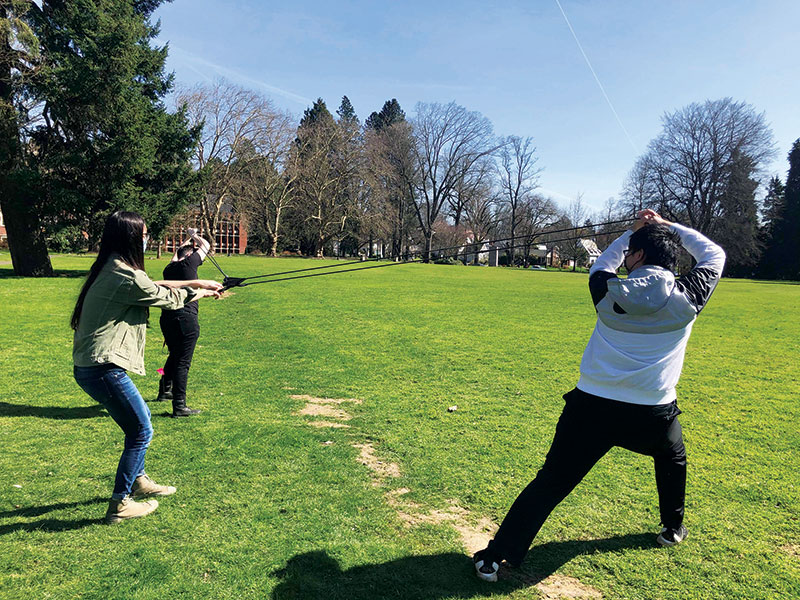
left=1, top=0, right=199, bottom=275
left=364, top=99, right=416, bottom=258
left=631, top=98, right=775, bottom=236
left=780, top=139, right=800, bottom=279
left=232, top=109, right=297, bottom=256
left=516, top=194, right=558, bottom=265
left=177, top=80, right=278, bottom=246
left=757, top=175, right=786, bottom=278
left=497, top=135, right=541, bottom=264
left=407, top=101, right=500, bottom=261
left=0, top=0, right=49, bottom=275
left=714, top=150, right=760, bottom=276
left=761, top=140, right=800, bottom=279
left=560, top=196, right=590, bottom=271
left=365, top=99, right=404, bottom=131
left=290, top=98, right=360, bottom=257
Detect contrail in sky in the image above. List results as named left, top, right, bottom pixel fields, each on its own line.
left=170, top=46, right=312, bottom=107
left=554, top=0, right=639, bottom=154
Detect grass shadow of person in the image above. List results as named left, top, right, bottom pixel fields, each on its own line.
left=0, top=401, right=105, bottom=420
left=0, top=497, right=106, bottom=536
left=271, top=533, right=656, bottom=600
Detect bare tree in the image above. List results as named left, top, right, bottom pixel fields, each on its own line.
left=234, top=109, right=298, bottom=256
left=177, top=80, right=280, bottom=246
left=291, top=98, right=363, bottom=257
left=560, top=195, right=590, bottom=271
left=516, top=194, right=558, bottom=265
left=497, top=135, right=542, bottom=264
left=633, top=98, right=775, bottom=236
left=364, top=120, right=418, bottom=258
left=407, top=102, right=501, bottom=261
left=456, top=157, right=497, bottom=263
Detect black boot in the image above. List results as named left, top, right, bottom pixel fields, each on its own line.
left=171, top=398, right=201, bottom=417
left=155, top=377, right=173, bottom=402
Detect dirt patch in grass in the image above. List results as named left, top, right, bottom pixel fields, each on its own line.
left=307, top=420, right=350, bottom=428
left=290, top=394, right=363, bottom=405
left=292, top=394, right=362, bottom=421
left=297, top=404, right=352, bottom=420
left=506, top=571, right=602, bottom=599
left=780, top=543, right=800, bottom=557
left=352, top=442, right=401, bottom=482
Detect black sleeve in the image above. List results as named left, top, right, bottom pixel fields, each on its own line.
left=588, top=270, right=617, bottom=308
left=187, top=251, right=203, bottom=269
left=675, top=267, right=721, bottom=313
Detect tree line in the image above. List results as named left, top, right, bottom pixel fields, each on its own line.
left=2, top=2, right=797, bottom=279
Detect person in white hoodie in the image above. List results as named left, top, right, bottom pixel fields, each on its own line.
left=474, top=209, right=726, bottom=582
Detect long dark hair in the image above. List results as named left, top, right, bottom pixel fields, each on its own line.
left=71, top=211, right=147, bottom=330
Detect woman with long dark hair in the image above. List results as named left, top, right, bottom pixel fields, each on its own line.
left=72, top=211, right=222, bottom=524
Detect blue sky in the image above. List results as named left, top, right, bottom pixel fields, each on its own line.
left=154, top=0, right=799, bottom=213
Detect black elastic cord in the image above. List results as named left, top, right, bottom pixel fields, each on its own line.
left=229, top=229, right=628, bottom=288
left=225, top=217, right=634, bottom=285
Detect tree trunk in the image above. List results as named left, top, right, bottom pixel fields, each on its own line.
left=424, top=232, right=433, bottom=263
left=0, top=14, right=52, bottom=277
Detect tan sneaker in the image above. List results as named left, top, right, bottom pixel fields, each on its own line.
left=132, top=473, right=177, bottom=499
left=105, top=496, right=158, bottom=524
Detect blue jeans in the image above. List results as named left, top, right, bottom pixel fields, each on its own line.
left=74, top=364, right=153, bottom=499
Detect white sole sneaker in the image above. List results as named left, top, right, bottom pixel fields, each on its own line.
left=474, top=558, right=499, bottom=582
left=657, top=525, right=688, bottom=546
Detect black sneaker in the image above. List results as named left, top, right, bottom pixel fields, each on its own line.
left=657, top=524, right=688, bottom=547
left=473, top=548, right=501, bottom=582
left=155, top=378, right=173, bottom=402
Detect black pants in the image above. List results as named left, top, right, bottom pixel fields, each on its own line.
left=160, top=311, right=200, bottom=403
left=487, top=388, right=686, bottom=566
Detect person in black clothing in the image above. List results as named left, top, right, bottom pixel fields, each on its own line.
left=156, top=228, right=212, bottom=417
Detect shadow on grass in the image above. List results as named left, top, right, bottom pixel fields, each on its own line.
left=0, top=498, right=106, bottom=535
left=271, top=533, right=656, bottom=600
left=0, top=268, right=89, bottom=279
left=0, top=401, right=105, bottom=420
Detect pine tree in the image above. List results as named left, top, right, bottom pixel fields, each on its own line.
left=365, top=99, right=405, bottom=131
left=1, top=0, right=199, bottom=273
left=781, top=139, right=800, bottom=279
left=757, top=176, right=785, bottom=278
left=336, top=95, right=357, bottom=124
left=715, top=150, right=761, bottom=276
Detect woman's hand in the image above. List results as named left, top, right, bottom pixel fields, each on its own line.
left=194, top=288, right=222, bottom=300
left=193, top=279, right=223, bottom=291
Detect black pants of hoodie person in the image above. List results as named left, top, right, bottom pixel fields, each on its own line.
left=160, top=311, right=200, bottom=406
left=486, top=388, right=686, bottom=567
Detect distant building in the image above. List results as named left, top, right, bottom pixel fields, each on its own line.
left=161, top=203, right=247, bottom=255
left=0, top=208, right=6, bottom=244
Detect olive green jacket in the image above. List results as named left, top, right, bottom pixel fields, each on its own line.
left=73, top=255, right=200, bottom=375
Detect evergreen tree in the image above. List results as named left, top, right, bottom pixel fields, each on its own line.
left=715, top=150, right=761, bottom=276
left=757, top=176, right=785, bottom=278
left=365, top=99, right=405, bottom=131
left=2, top=0, right=201, bottom=274
left=781, top=139, right=800, bottom=279
left=336, top=95, right=357, bottom=124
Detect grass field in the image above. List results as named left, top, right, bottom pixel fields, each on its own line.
left=1, top=251, right=798, bottom=600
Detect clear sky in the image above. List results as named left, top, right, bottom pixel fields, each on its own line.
left=154, top=0, right=799, bottom=213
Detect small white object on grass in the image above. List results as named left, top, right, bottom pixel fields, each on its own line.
left=447, top=405, right=458, bottom=412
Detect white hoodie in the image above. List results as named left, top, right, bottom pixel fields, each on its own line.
left=577, top=224, right=726, bottom=405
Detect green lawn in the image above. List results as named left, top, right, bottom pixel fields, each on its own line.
left=1, top=252, right=798, bottom=600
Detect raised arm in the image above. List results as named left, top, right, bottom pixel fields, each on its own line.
left=187, top=228, right=211, bottom=261
left=671, top=224, right=726, bottom=313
